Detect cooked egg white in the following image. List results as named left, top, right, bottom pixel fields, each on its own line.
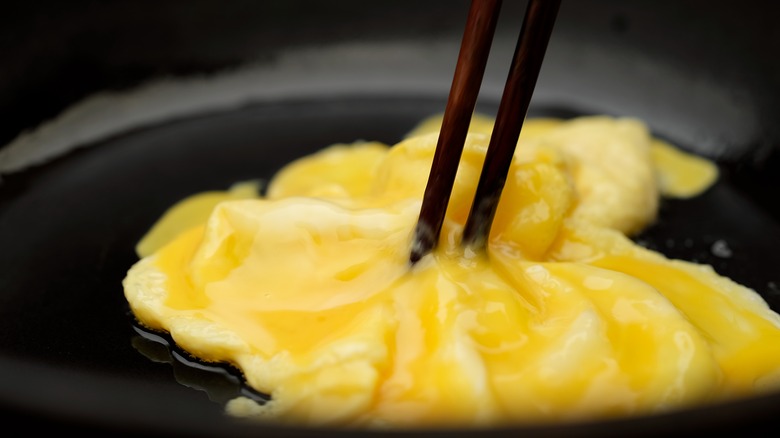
left=123, top=115, right=780, bottom=429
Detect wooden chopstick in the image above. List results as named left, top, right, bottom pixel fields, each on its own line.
left=462, top=0, right=562, bottom=250
left=410, top=0, right=502, bottom=264
left=410, top=0, right=561, bottom=264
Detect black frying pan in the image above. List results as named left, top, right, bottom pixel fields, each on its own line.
left=1, top=1, right=779, bottom=436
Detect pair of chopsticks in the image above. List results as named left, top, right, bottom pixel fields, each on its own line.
left=410, top=0, right=561, bottom=264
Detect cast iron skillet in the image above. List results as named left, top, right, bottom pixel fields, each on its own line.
left=1, top=1, right=779, bottom=436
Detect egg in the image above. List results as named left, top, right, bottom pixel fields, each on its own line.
left=123, top=115, right=780, bottom=429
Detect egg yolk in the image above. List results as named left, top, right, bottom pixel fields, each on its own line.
left=122, top=115, right=780, bottom=429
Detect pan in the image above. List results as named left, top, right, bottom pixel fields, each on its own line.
left=1, top=0, right=779, bottom=436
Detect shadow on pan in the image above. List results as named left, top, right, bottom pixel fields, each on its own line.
left=0, top=1, right=779, bottom=436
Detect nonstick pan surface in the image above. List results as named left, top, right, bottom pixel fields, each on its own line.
left=1, top=1, right=779, bottom=436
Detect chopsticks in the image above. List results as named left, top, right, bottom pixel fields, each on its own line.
left=410, top=0, right=561, bottom=264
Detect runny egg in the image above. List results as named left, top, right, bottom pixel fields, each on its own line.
left=123, top=114, right=780, bottom=429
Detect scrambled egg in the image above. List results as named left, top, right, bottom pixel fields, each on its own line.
left=123, top=114, right=780, bottom=429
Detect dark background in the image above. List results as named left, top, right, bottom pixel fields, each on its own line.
left=3, top=0, right=778, bottom=212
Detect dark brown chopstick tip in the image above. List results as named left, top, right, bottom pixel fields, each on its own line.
left=461, top=192, right=501, bottom=250
left=410, top=222, right=435, bottom=265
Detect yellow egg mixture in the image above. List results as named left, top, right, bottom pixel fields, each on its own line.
left=122, top=114, right=780, bottom=429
